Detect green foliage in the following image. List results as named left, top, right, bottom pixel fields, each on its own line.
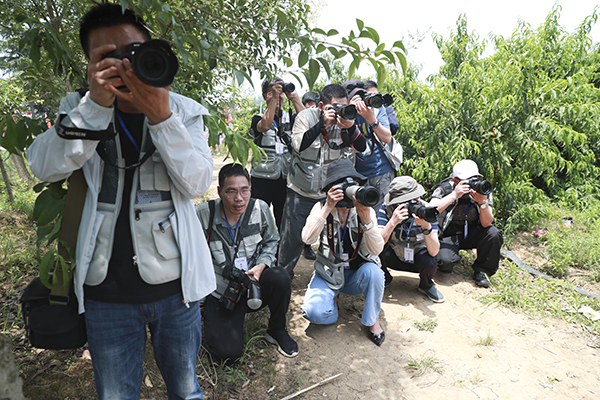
left=528, top=201, right=600, bottom=278
left=384, top=8, right=600, bottom=229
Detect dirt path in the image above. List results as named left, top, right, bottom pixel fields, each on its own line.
left=209, top=156, right=600, bottom=399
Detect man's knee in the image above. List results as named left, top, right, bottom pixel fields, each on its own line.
left=484, top=225, right=503, bottom=245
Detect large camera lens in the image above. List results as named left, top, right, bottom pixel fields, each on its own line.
left=247, top=282, right=262, bottom=310
left=333, top=104, right=357, bottom=120
left=282, top=82, right=295, bottom=93
left=362, top=93, right=383, bottom=108
left=382, top=94, right=394, bottom=107
left=132, top=40, right=179, bottom=87
left=406, top=200, right=439, bottom=223
left=345, top=185, right=380, bottom=207
left=468, top=178, right=492, bottom=195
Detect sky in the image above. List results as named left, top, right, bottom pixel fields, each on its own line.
left=314, top=0, right=600, bottom=80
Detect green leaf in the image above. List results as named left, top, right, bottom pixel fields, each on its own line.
left=356, top=19, right=364, bottom=31
left=327, top=29, right=339, bottom=36
left=298, top=49, right=309, bottom=67
left=309, top=59, right=320, bottom=82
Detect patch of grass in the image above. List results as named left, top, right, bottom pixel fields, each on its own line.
left=413, top=316, right=438, bottom=332
left=481, top=262, right=600, bottom=336
left=406, top=352, right=443, bottom=376
left=476, top=332, right=494, bottom=346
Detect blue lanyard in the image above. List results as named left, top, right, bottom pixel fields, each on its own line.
left=272, top=120, right=278, bottom=131
left=402, top=220, right=415, bottom=240
left=462, top=201, right=471, bottom=217
left=339, top=210, right=351, bottom=243
left=117, top=112, right=142, bottom=153
left=223, top=210, right=241, bottom=250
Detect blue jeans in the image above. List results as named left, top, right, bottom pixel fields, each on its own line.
left=84, top=294, right=203, bottom=400
left=301, top=262, right=384, bottom=327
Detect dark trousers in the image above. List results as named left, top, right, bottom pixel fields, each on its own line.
left=203, top=266, right=291, bottom=364
left=437, top=225, right=503, bottom=276
left=251, top=176, right=287, bottom=229
left=380, top=246, right=438, bottom=290
left=277, top=188, right=321, bottom=275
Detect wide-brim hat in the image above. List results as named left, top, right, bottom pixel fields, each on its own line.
left=453, top=159, right=482, bottom=180
left=342, top=78, right=366, bottom=99
left=323, top=158, right=367, bottom=189
left=384, top=176, right=426, bottom=206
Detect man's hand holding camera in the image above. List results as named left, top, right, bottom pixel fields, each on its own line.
left=88, top=40, right=171, bottom=125
left=350, top=94, right=377, bottom=126
left=322, top=104, right=354, bottom=131
left=246, top=262, right=266, bottom=282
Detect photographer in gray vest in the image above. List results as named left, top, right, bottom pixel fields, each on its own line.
left=277, top=84, right=368, bottom=278
left=250, top=78, right=304, bottom=229
left=197, top=163, right=298, bottom=362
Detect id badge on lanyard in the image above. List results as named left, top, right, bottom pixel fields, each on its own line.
left=234, top=256, right=248, bottom=271
left=404, top=244, right=415, bottom=264
left=342, top=252, right=350, bottom=269
left=275, top=142, right=285, bottom=155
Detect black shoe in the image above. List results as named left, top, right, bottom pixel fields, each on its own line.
left=383, top=268, right=393, bottom=287
left=265, top=329, right=299, bottom=358
left=303, top=245, right=316, bottom=260
left=473, top=271, right=490, bottom=288
left=369, top=330, right=385, bottom=346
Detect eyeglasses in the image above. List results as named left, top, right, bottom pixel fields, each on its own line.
left=223, top=188, right=251, bottom=199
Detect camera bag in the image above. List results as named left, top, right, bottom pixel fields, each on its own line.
left=21, top=168, right=88, bottom=349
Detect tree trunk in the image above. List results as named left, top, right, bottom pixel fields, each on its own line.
left=11, top=153, right=35, bottom=187
left=0, top=156, right=15, bottom=203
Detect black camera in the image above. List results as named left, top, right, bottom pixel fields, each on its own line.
left=360, top=93, right=394, bottom=108
left=405, top=199, right=439, bottom=223
left=279, top=82, right=295, bottom=93
left=466, top=177, right=492, bottom=195
left=332, top=104, right=357, bottom=120
left=101, top=39, right=179, bottom=87
left=335, top=177, right=380, bottom=208
left=220, top=266, right=247, bottom=311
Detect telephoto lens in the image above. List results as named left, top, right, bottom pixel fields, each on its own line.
left=345, top=185, right=380, bottom=207
left=361, top=93, right=383, bottom=108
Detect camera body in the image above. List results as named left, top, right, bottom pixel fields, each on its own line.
left=101, top=39, right=179, bottom=87
left=466, top=177, right=492, bottom=195
left=219, top=266, right=246, bottom=311
left=336, top=177, right=380, bottom=208
left=405, top=199, right=439, bottom=223
left=332, top=104, right=357, bottom=120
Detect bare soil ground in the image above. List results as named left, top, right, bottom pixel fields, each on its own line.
left=4, top=154, right=600, bottom=399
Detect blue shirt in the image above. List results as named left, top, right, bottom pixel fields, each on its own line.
left=354, top=107, right=394, bottom=178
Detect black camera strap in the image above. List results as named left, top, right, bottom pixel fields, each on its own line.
left=204, top=198, right=256, bottom=257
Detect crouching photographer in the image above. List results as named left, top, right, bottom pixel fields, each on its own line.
left=196, top=163, right=298, bottom=363
left=300, top=158, right=387, bottom=346
left=378, top=177, right=444, bottom=303
left=429, top=159, right=503, bottom=288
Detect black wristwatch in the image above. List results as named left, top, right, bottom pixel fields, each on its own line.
left=370, top=120, right=380, bottom=130
left=422, top=227, right=433, bottom=235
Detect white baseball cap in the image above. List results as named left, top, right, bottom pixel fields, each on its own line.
left=453, top=160, right=482, bottom=180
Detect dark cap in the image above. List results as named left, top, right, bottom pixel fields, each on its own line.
left=342, top=79, right=366, bottom=99
left=323, top=158, right=367, bottom=189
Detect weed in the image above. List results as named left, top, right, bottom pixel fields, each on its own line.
left=406, top=352, right=443, bottom=376
left=476, top=332, right=494, bottom=346
left=413, top=316, right=438, bottom=332
left=470, top=372, right=483, bottom=385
